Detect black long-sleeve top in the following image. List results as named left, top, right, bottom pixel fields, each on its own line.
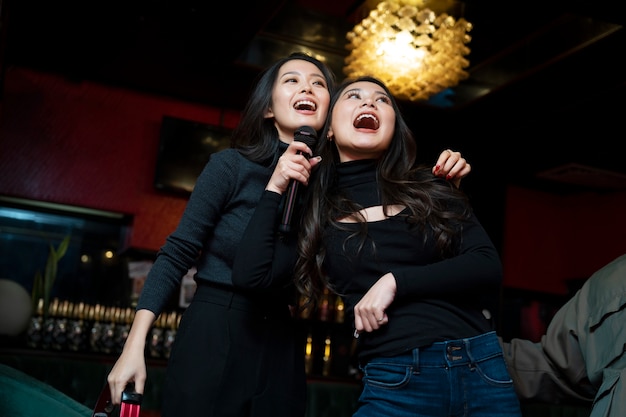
left=233, top=159, right=503, bottom=362
left=137, top=143, right=291, bottom=317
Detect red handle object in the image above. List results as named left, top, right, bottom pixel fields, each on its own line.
left=120, top=391, right=142, bottom=417
left=92, top=384, right=142, bottom=417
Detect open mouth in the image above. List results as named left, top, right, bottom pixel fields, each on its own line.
left=294, top=100, right=317, bottom=111
left=354, top=113, right=379, bottom=130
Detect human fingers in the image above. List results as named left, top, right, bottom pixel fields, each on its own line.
left=450, top=165, right=470, bottom=188
left=284, top=153, right=314, bottom=184
left=442, top=153, right=470, bottom=188
left=353, top=303, right=388, bottom=339
left=353, top=303, right=387, bottom=334
left=433, top=149, right=455, bottom=176
left=267, top=151, right=315, bottom=193
left=433, top=150, right=471, bottom=181
left=309, top=155, right=322, bottom=169
left=353, top=305, right=375, bottom=333
left=353, top=275, right=395, bottom=332
left=449, top=162, right=471, bottom=180
left=288, top=139, right=314, bottom=158
left=433, top=149, right=462, bottom=176
left=109, top=373, right=146, bottom=405
left=285, top=140, right=317, bottom=175
left=107, top=357, right=146, bottom=405
left=107, top=369, right=131, bottom=405
left=353, top=313, right=364, bottom=338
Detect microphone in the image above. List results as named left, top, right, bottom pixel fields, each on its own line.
left=279, top=126, right=318, bottom=234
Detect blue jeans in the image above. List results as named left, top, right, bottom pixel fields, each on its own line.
left=355, top=331, right=522, bottom=417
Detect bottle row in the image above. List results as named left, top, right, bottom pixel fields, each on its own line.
left=24, top=298, right=360, bottom=379
left=25, top=298, right=180, bottom=358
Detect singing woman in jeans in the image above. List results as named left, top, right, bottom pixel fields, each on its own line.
left=233, top=76, right=522, bottom=416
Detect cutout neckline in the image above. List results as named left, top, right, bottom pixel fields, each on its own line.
left=337, top=204, right=406, bottom=223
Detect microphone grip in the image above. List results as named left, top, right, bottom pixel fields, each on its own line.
left=279, top=179, right=300, bottom=234
left=278, top=125, right=318, bottom=234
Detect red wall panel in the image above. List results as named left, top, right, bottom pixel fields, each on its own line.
left=0, top=67, right=240, bottom=251
left=502, top=186, right=626, bottom=294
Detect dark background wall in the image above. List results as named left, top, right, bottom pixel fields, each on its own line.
left=1, top=66, right=626, bottom=340
left=0, top=67, right=240, bottom=251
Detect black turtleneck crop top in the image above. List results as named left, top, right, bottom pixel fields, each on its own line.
left=232, top=159, right=503, bottom=363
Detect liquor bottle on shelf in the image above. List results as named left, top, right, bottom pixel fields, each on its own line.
left=148, top=312, right=166, bottom=358
left=334, top=296, right=345, bottom=324
left=89, top=303, right=105, bottom=353
left=114, top=307, right=135, bottom=354
left=99, top=306, right=118, bottom=354
left=317, top=288, right=333, bottom=322
left=26, top=298, right=44, bottom=349
left=322, top=334, right=332, bottom=377
left=40, top=298, right=60, bottom=350
left=304, top=331, right=314, bottom=375
left=67, top=301, right=88, bottom=352
left=162, top=311, right=179, bottom=359
left=50, top=299, right=70, bottom=350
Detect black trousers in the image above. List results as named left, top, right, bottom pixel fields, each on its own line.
left=161, top=282, right=306, bottom=417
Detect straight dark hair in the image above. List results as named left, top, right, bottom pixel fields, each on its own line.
left=230, top=52, right=337, bottom=166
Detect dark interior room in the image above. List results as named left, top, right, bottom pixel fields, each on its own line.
left=3, top=0, right=625, bottom=183
left=0, top=1, right=625, bottom=416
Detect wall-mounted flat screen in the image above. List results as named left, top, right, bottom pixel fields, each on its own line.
left=154, top=116, right=231, bottom=195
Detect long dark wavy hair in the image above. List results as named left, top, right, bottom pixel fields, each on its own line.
left=230, top=52, right=337, bottom=166
left=294, top=76, right=472, bottom=308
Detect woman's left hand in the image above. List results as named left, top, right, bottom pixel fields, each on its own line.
left=353, top=272, right=396, bottom=337
left=433, top=149, right=471, bottom=188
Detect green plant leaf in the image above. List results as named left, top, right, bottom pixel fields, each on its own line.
left=33, top=235, right=71, bottom=317
left=43, top=242, right=57, bottom=314
left=55, top=235, right=70, bottom=260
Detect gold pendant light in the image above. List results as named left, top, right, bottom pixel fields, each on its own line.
left=343, top=0, right=472, bottom=101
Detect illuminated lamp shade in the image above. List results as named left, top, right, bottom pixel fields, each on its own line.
left=343, top=0, right=472, bottom=102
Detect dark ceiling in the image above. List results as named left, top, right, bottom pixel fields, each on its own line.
left=2, top=0, right=626, bottom=193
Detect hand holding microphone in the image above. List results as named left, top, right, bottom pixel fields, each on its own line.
left=278, top=126, right=318, bottom=233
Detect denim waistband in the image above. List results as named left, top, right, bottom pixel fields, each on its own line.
left=366, top=331, right=502, bottom=368
left=193, top=280, right=289, bottom=317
